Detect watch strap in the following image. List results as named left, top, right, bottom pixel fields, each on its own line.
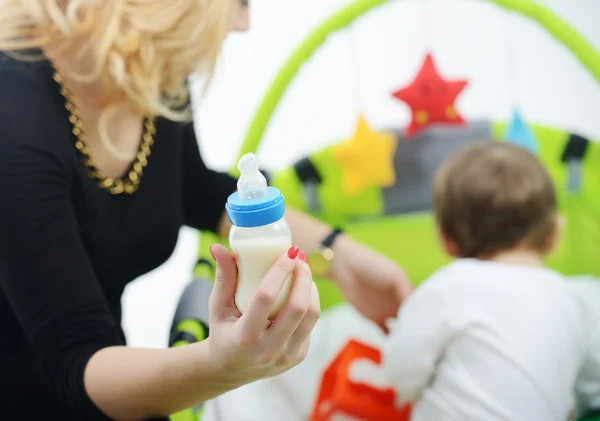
left=321, top=227, right=343, bottom=248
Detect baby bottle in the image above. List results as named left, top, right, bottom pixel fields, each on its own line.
left=225, top=153, right=293, bottom=319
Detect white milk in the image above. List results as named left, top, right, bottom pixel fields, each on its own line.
left=232, top=236, right=293, bottom=318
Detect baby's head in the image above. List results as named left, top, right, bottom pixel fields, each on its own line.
left=433, top=142, right=561, bottom=260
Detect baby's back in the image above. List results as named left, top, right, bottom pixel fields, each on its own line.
left=415, top=260, right=587, bottom=421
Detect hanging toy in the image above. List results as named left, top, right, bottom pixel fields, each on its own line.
left=392, top=53, right=469, bottom=137
left=504, top=109, right=539, bottom=154
left=332, top=115, right=397, bottom=197
left=310, top=340, right=412, bottom=421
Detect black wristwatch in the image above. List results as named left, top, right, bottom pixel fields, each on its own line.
left=306, top=228, right=344, bottom=277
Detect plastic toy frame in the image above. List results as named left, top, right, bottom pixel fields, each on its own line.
left=172, top=0, right=600, bottom=420
left=194, top=0, right=600, bottom=308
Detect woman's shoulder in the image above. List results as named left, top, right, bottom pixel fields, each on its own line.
left=0, top=51, right=73, bottom=176
left=0, top=51, right=68, bottom=144
left=0, top=50, right=55, bottom=93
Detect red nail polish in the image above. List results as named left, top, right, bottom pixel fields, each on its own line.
left=209, top=245, right=216, bottom=261
left=299, top=252, right=307, bottom=263
left=232, top=253, right=238, bottom=273
left=287, top=246, right=300, bottom=259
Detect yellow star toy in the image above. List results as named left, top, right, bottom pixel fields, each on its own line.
left=332, top=115, right=397, bottom=196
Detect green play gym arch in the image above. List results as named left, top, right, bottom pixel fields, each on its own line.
left=191, top=0, right=600, bottom=304
left=230, top=0, right=600, bottom=176
left=196, top=0, right=600, bottom=281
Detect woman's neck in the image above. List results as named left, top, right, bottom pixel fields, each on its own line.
left=43, top=45, right=146, bottom=166
left=43, top=45, right=112, bottom=111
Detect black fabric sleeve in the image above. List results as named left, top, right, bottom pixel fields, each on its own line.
left=183, top=121, right=238, bottom=233
left=0, top=73, right=122, bottom=420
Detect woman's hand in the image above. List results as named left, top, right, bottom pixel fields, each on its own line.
left=207, top=244, right=321, bottom=388
left=330, top=236, right=413, bottom=333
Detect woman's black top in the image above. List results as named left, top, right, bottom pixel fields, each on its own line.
left=0, top=53, right=237, bottom=420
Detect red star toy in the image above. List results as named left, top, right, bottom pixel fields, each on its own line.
left=392, top=53, right=469, bottom=137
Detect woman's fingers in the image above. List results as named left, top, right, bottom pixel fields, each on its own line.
left=265, top=257, right=312, bottom=347
left=240, top=246, right=300, bottom=338
left=209, top=244, right=239, bottom=317
left=279, top=280, right=321, bottom=365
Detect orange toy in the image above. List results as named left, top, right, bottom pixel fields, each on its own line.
left=310, top=339, right=412, bottom=421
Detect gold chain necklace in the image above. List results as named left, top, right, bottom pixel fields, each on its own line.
left=52, top=71, right=156, bottom=195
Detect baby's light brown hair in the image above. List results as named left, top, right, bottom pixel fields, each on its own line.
left=433, top=142, right=558, bottom=258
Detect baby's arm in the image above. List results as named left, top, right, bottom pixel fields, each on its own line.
left=574, top=326, right=600, bottom=415
left=381, top=282, right=456, bottom=404
left=571, top=277, right=600, bottom=416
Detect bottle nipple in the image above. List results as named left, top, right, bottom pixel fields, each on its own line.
left=237, top=153, right=268, bottom=201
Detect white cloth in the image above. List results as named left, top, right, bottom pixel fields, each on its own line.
left=382, top=259, right=589, bottom=421
left=570, top=276, right=600, bottom=416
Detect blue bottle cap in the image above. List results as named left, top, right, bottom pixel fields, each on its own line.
left=226, top=187, right=285, bottom=228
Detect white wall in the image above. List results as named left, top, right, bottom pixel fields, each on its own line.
left=122, top=0, right=600, bottom=348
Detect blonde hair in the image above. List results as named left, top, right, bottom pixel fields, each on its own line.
left=0, top=0, right=231, bottom=157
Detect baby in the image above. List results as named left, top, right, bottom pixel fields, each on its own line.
left=382, top=142, right=589, bottom=421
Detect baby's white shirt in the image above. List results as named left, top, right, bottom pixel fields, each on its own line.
left=570, top=276, right=600, bottom=416
left=383, top=259, right=589, bottom=421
